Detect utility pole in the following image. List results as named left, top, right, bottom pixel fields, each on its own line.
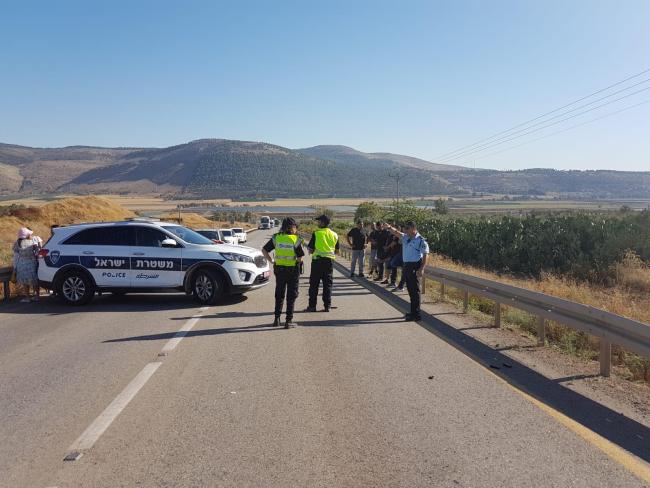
left=388, top=172, right=401, bottom=220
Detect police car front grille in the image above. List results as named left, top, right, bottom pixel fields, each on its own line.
left=254, top=256, right=267, bottom=268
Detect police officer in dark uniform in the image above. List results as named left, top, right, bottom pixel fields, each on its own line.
left=304, top=214, right=340, bottom=312
left=262, top=217, right=304, bottom=328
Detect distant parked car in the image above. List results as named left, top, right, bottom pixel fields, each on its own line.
left=232, top=227, right=247, bottom=243
left=273, top=219, right=280, bottom=227
left=195, top=229, right=225, bottom=244
left=217, top=229, right=239, bottom=245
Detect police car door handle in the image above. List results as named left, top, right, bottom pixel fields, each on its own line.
left=133, top=252, right=146, bottom=256
left=82, top=251, right=95, bottom=255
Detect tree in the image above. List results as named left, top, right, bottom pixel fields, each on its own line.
left=434, top=198, right=449, bottom=215
left=354, top=201, right=383, bottom=223
left=312, top=206, right=335, bottom=220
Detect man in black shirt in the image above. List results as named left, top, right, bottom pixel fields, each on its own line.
left=346, top=220, right=367, bottom=277
left=374, top=222, right=391, bottom=281
left=368, top=222, right=381, bottom=278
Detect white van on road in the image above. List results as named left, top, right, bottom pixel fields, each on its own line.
left=38, top=220, right=270, bottom=306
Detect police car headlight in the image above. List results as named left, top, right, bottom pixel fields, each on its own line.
left=221, top=252, right=254, bottom=263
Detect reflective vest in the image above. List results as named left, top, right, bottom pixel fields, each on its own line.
left=313, top=228, right=338, bottom=260
left=273, top=233, right=302, bottom=267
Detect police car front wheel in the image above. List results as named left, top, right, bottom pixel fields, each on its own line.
left=192, top=269, right=224, bottom=305
left=57, top=270, right=95, bottom=305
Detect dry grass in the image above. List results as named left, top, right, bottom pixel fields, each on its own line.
left=614, top=251, right=650, bottom=295
left=0, top=196, right=134, bottom=267
left=426, top=253, right=650, bottom=383
left=159, top=212, right=214, bottom=228
left=429, top=253, right=650, bottom=324
left=158, top=212, right=256, bottom=231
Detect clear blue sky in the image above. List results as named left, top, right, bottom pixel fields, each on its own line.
left=1, top=0, right=648, bottom=171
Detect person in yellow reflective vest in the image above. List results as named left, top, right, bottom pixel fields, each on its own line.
left=262, top=217, right=305, bottom=328
left=304, top=214, right=340, bottom=312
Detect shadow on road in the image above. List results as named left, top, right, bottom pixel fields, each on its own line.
left=0, top=293, right=247, bottom=315
left=298, top=317, right=404, bottom=327
left=332, top=260, right=650, bottom=464
left=170, top=311, right=274, bottom=321
left=103, top=323, right=281, bottom=343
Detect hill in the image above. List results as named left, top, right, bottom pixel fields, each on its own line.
left=1, top=139, right=649, bottom=199
left=295, top=145, right=463, bottom=171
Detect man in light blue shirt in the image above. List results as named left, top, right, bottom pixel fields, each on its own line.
left=387, top=221, right=429, bottom=321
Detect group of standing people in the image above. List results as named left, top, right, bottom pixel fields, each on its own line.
left=11, top=227, right=43, bottom=302
left=264, top=215, right=429, bottom=327
left=348, top=220, right=429, bottom=320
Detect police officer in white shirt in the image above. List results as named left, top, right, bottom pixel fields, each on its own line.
left=386, top=221, right=429, bottom=321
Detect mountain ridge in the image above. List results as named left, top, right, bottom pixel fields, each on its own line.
left=0, top=139, right=648, bottom=199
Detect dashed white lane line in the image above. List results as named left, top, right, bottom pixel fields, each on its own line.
left=68, top=362, right=162, bottom=452
left=64, top=307, right=210, bottom=459
left=159, top=314, right=203, bottom=354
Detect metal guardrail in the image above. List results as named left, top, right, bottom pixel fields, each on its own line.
left=1, top=266, right=12, bottom=302
left=335, top=239, right=650, bottom=377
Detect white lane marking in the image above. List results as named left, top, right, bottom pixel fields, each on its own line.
left=160, top=315, right=202, bottom=353
left=68, top=362, right=161, bottom=451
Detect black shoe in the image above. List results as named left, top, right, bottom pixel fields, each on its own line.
left=323, top=306, right=330, bottom=312
left=405, top=313, right=422, bottom=322
left=389, top=282, right=396, bottom=287
left=272, top=317, right=281, bottom=327
left=381, top=280, right=389, bottom=285
left=359, top=274, right=365, bottom=278
left=285, top=319, right=298, bottom=329
left=303, top=306, right=316, bottom=312
left=397, top=286, right=404, bottom=291
left=350, top=273, right=355, bottom=278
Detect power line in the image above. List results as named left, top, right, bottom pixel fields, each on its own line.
left=435, top=77, right=650, bottom=164
left=435, top=84, right=650, bottom=164
left=472, top=98, right=650, bottom=162
left=433, top=67, right=650, bottom=162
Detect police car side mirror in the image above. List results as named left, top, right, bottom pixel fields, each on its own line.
left=161, top=238, right=179, bottom=248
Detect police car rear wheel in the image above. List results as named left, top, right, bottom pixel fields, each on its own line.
left=192, top=269, right=223, bottom=305
left=57, top=271, right=95, bottom=305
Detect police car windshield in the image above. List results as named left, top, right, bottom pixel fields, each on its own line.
left=162, top=225, right=214, bottom=245
left=221, top=230, right=233, bottom=236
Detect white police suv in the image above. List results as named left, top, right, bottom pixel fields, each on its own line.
left=38, top=220, right=270, bottom=306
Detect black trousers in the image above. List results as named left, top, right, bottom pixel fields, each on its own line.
left=274, top=265, right=300, bottom=319
left=403, top=261, right=422, bottom=316
left=308, top=258, right=333, bottom=308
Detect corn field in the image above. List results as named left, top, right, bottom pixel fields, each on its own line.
left=416, top=211, right=650, bottom=282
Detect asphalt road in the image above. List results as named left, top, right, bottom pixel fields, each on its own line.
left=1, top=229, right=648, bottom=487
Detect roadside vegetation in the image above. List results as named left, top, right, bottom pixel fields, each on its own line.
left=346, top=201, right=650, bottom=383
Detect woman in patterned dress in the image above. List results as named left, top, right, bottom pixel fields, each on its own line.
left=12, top=227, right=40, bottom=302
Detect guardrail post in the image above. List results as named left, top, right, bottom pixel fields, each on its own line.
left=463, top=289, right=469, bottom=313
left=536, top=316, right=546, bottom=346
left=3, top=280, right=9, bottom=302
left=440, top=281, right=446, bottom=301
left=421, top=275, right=427, bottom=294
left=600, top=339, right=611, bottom=377
left=494, top=302, right=501, bottom=328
